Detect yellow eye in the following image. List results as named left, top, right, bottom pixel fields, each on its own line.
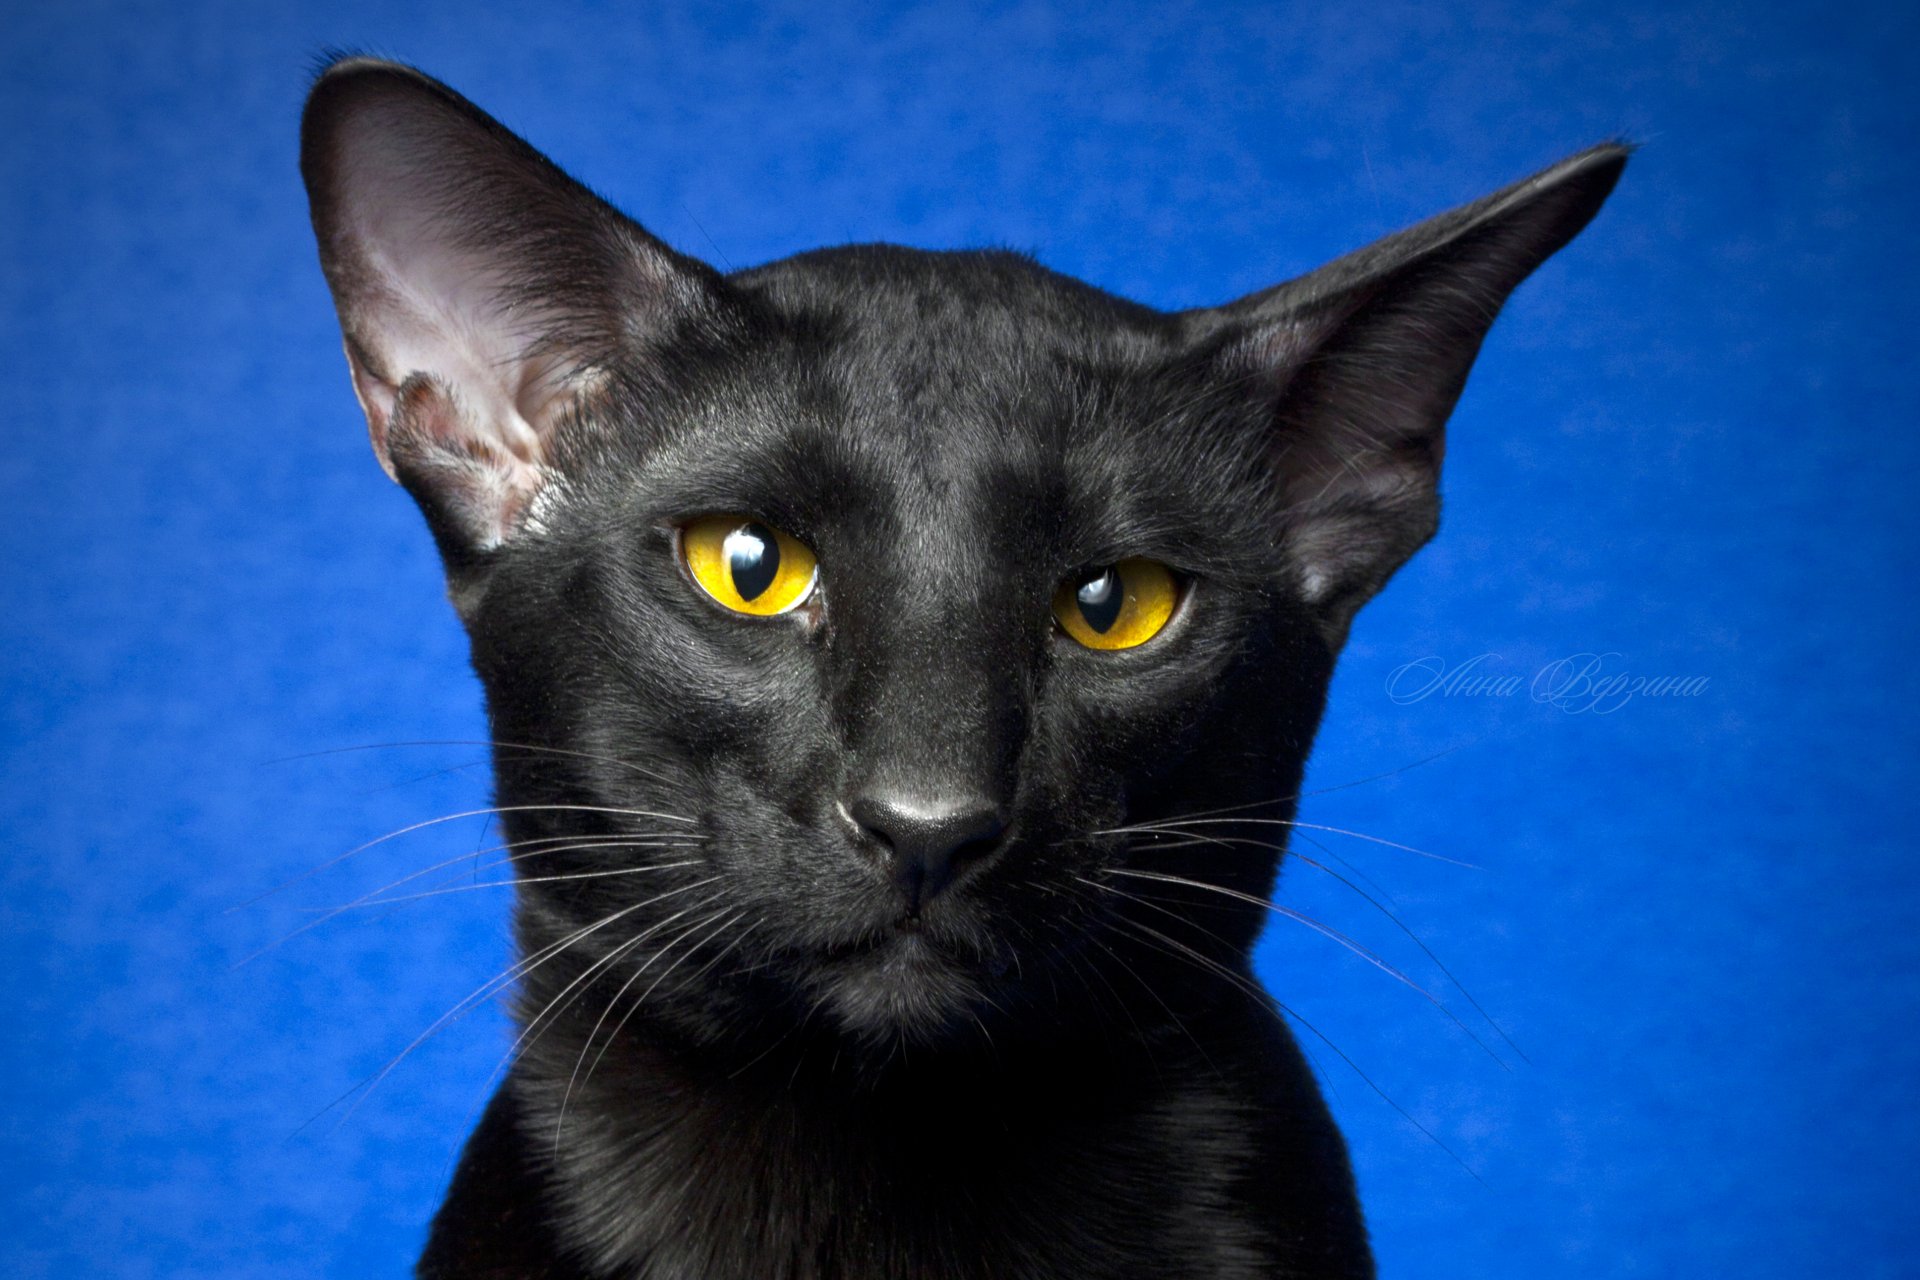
left=681, top=515, right=819, bottom=616
left=1052, top=558, right=1179, bottom=650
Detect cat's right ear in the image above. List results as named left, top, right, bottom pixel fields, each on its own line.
left=301, top=58, right=726, bottom=579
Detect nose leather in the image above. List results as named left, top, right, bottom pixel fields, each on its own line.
left=847, top=791, right=1008, bottom=912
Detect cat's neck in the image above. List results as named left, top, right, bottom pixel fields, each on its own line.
left=508, top=1006, right=1309, bottom=1280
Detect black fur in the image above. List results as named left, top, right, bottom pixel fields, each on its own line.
left=300, top=58, right=1623, bottom=1279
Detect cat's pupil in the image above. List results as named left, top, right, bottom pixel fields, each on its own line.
left=725, top=522, right=780, bottom=601
left=1075, top=568, right=1124, bottom=634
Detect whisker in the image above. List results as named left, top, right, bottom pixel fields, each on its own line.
left=1290, top=829, right=1398, bottom=907
left=1075, top=914, right=1219, bottom=1079
left=462, top=837, right=706, bottom=880
left=691, top=917, right=762, bottom=990
left=726, top=985, right=816, bottom=1082
left=1061, top=944, right=1156, bottom=1075
left=299, top=834, right=704, bottom=915
left=1072, top=885, right=1328, bottom=1086
left=232, top=803, right=701, bottom=914
left=563, top=907, right=747, bottom=1138
left=325, top=861, right=706, bottom=911
left=483, top=887, right=727, bottom=1101
left=1093, top=747, right=1465, bottom=834
left=1105, top=868, right=1508, bottom=1068
left=360, top=759, right=491, bottom=796
left=404, top=831, right=703, bottom=884
left=1298, top=744, right=1466, bottom=799
left=241, top=837, right=704, bottom=962
left=265, top=738, right=675, bottom=785
left=1100, top=816, right=1480, bottom=869
left=1106, top=869, right=1431, bottom=1000
left=313, top=896, right=654, bottom=1133
left=1134, top=828, right=1524, bottom=1063
left=1103, top=913, right=1484, bottom=1185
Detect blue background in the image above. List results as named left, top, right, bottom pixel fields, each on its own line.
left=3, top=1, right=1914, bottom=1275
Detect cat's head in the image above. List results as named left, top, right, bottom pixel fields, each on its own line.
left=302, top=60, right=1621, bottom=1054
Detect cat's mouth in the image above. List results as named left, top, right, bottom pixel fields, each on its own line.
left=818, top=915, right=948, bottom=965
left=806, top=919, right=998, bottom=1041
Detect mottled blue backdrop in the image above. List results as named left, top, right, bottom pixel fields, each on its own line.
left=3, top=1, right=1914, bottom=1276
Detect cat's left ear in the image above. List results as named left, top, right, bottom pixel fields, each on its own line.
left=1193, top=144, right=1627, bottom=649
left=300, top=57, right=728, bottom=577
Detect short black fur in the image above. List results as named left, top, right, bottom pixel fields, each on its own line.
left=300, top=58, right=1623, bottom=1279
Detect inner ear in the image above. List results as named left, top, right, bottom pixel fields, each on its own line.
left=378, top=370, right=547, bottom=554
left=1190, top=143, right=1628, bottom=648
left=300, top=57, right=729, bottom=570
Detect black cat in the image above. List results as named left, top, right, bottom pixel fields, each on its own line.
left=301, top=58, right=1622, bottom=1279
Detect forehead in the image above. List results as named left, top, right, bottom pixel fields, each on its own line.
left=743, top=247, right=1168, bottom=427
left=631, top=247, right=1282, bottom=580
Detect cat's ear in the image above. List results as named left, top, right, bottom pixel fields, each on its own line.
left=1195, top=144, right=1626, bottom=649
left=300, top=58, right=725, bottom=571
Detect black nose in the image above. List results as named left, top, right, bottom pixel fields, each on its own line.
left=847, top=791, right=1009, bottom=912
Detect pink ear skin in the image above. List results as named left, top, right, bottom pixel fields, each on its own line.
left=342, top=338, right=401, bottom=482
left=340, top=336, right=544, bottom=550
left=385, top=368, right=547, bottom=555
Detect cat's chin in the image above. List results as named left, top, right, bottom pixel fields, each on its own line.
left=808, top=927, right=994, bottom=1045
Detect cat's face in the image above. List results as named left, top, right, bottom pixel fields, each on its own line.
left=465, top=251, right=1333, bottom=1042
left=302, top=60, right=1621, bottom=1051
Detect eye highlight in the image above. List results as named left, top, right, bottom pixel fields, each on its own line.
left=1052, top=558, right=1179, bottom=651
left=681, top=515, right=819, bottom=616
